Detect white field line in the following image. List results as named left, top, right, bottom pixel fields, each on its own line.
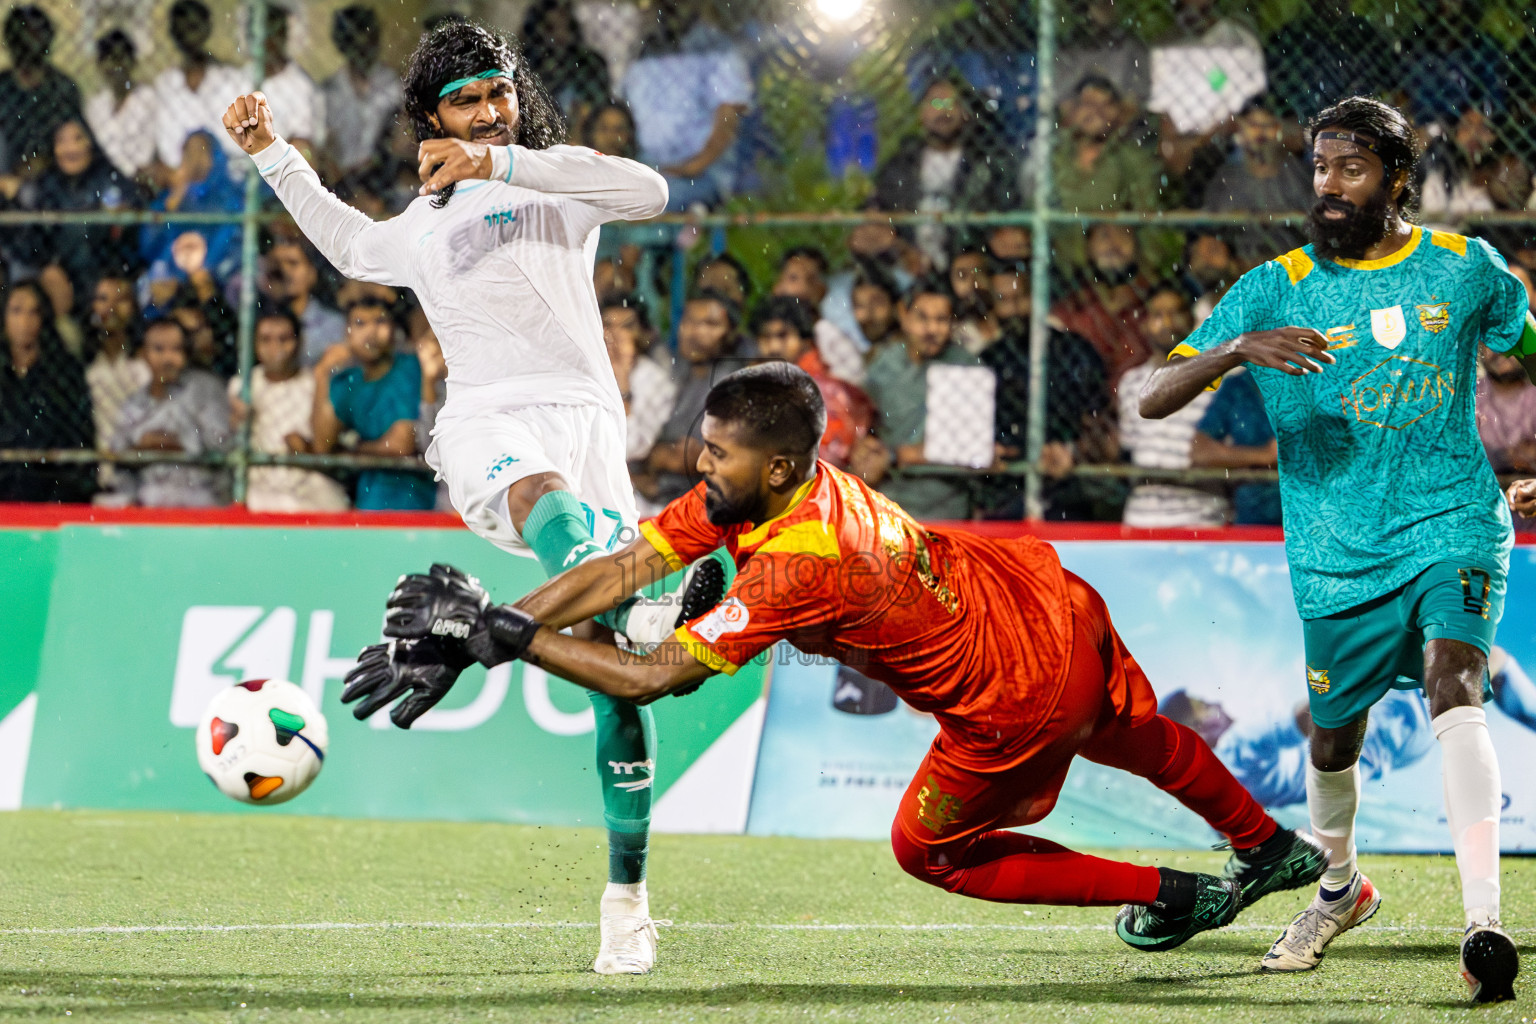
left=2, top=921, right=1530, bottom=938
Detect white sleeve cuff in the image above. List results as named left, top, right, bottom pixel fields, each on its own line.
left=250, top=139, right=293, bottom=175
left=489, top=145, right=514, bottom=184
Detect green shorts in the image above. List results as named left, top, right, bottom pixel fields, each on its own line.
left=1301, top=561, right=1505, bottom=730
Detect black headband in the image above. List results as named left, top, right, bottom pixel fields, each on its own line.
left=1314, top=130, right=1382, bottom=157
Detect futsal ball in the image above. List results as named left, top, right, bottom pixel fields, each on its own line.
left=195, top=679, right=328, bottom=805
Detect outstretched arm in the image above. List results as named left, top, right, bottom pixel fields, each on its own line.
left=223, top=92, right=410, bottom=286
left=522, top=631, right=713, bottom=703
left=514, top=533, right=683, bottom=630
left=417, top=139, right=668, bottom=222
left=1139, top=328, right=1336, bottom=420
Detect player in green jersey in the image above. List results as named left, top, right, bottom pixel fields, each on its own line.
left=1139, top=96, right=1535, bottom=1002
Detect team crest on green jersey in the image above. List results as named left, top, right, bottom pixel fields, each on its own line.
left=1306, top=667, right=1331, bottom=694
left=1417, top=301, right=1451, bottom=333
left=1370, top=305, right=1406, bottom=348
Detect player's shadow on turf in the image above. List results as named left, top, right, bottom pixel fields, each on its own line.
left=1318, top=943, right=1462, bottom=961
left=0, top=972, right=1434, bottom=1013
left=1127, top=971, right=1255, bottom=985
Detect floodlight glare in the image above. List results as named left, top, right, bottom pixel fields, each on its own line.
left=814, top=0, right=867, bottom=24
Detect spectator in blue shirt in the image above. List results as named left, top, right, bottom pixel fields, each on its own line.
left=620, top=0, right=753, bottom=211
left=140, top=130, right=242, bottom=311
left=1190, top=368, right=1281, bottom=525
left=311, top=296, right=433, bottom=511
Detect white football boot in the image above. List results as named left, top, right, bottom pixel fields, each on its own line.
left=594, top=884, right=659, bottom=975
left=1460, top=920, right=1519, bottom=1003
left=1261, top=872, right=1381, bottom=972
left=615, top=559, right=726, bottom=652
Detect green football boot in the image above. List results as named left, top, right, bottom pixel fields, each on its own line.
left=1115, top=874, right=1241, bottom=952
left=1221, top=828, right=1329, bottom=908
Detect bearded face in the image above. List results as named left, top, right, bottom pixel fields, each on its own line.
left=1307, top=182, right=1395, bottom=260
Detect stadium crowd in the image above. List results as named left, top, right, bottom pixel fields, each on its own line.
left=0, top=0, right=1533, bottom=524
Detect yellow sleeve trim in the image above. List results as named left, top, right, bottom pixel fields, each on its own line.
left=1273, top=248, right=1314, bottom=285
left=1429, top=230, right=1468, bottom=257
left=674, top=626, right=740, bottom=676
left=638, top=521, right=687, bottom=572
left=1168, top=343, right=1220, bottom=391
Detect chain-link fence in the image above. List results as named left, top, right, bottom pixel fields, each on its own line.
left=0, top=0, right=1531, bottom=522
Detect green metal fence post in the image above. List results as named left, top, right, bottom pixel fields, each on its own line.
left=232, top=0, right=268, bottom=506
left=1024, top=0, right=1056, bottom=521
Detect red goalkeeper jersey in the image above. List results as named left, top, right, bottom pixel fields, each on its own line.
left=640, top=462, right=1075, bottom=769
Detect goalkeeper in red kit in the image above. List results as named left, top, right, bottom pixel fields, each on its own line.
left=344, top=363, right=1327, bottom=950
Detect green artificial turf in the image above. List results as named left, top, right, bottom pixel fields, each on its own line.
left=0, top=810, right=1530, bottom=1022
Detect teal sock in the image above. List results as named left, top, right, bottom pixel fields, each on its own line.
left=522, top=489, right=621, bottom=628
left=522, top=490, right=605, bottom=578
left=590, top=691, right=654, bottom=884
left=607, top=828, right=649, bottom=886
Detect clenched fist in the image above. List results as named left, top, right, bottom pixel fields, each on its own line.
left=222, top=91, right=278, bottom=155
left=417, top=138, right=494, bottom=195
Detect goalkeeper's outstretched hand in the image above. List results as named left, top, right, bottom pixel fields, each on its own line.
left=342, top=563, right=546, bottom=728
left=340, top=637, right=473, bottom=729
left=384, top=563, right=489, bottom=643
left=383, top=562, right=541, bottom=668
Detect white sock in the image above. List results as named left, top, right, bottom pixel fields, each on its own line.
left=602, top=880, right=648, bottom=912
left=1433, top=705, right=1501, bottom=926
left=1307, top=762, right=1361, bottom=890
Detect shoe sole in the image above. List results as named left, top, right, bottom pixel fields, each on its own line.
left=675, top=558, right=726, bottom=627
left=1259, top=888, right=1382, bottom=974
left=1463, top=930, right=1519, bottom=1003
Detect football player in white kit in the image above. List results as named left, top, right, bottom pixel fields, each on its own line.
left=223, top=20, right=722, bottom=975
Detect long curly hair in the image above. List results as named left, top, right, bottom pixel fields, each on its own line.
left=402, top=20, right=566, bottom=207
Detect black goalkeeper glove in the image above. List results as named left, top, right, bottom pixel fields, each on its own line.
left=342, top=606, right=543, bottom=729
left=342, top=561, right=544, bottom=729
left=340, top=636, right=473, bottom=729
left=382, top=563, right=544, bottom=669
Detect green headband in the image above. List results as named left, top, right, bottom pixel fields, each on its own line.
left=438, top=68, right=513, bottom=98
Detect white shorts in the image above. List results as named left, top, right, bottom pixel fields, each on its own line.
left=426, top=403, right=639, bottom=558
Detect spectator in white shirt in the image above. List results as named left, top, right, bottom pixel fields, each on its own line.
left=1115, top=281, right=1228, bottom=527
left=84, top=30, right=161, bottom=182
left=153, top=0, right=252, bottom=177
left=228, top=305, right=349, bottom=511
left=601, top=294, right=675, bottom=516
left=258, top=6, right=324, bottom=163
left=84, top=274, right=149, bottom=456
left=320, top=5, right=402, bottom=179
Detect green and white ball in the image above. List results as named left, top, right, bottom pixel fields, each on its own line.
left=196, top=679, right=328, bottom=805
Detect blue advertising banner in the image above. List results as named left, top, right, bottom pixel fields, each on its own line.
left=747, top=542, right=1536, bottom=852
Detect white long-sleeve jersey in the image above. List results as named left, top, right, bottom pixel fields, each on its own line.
left=250, top=139, right=667, bottom=422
